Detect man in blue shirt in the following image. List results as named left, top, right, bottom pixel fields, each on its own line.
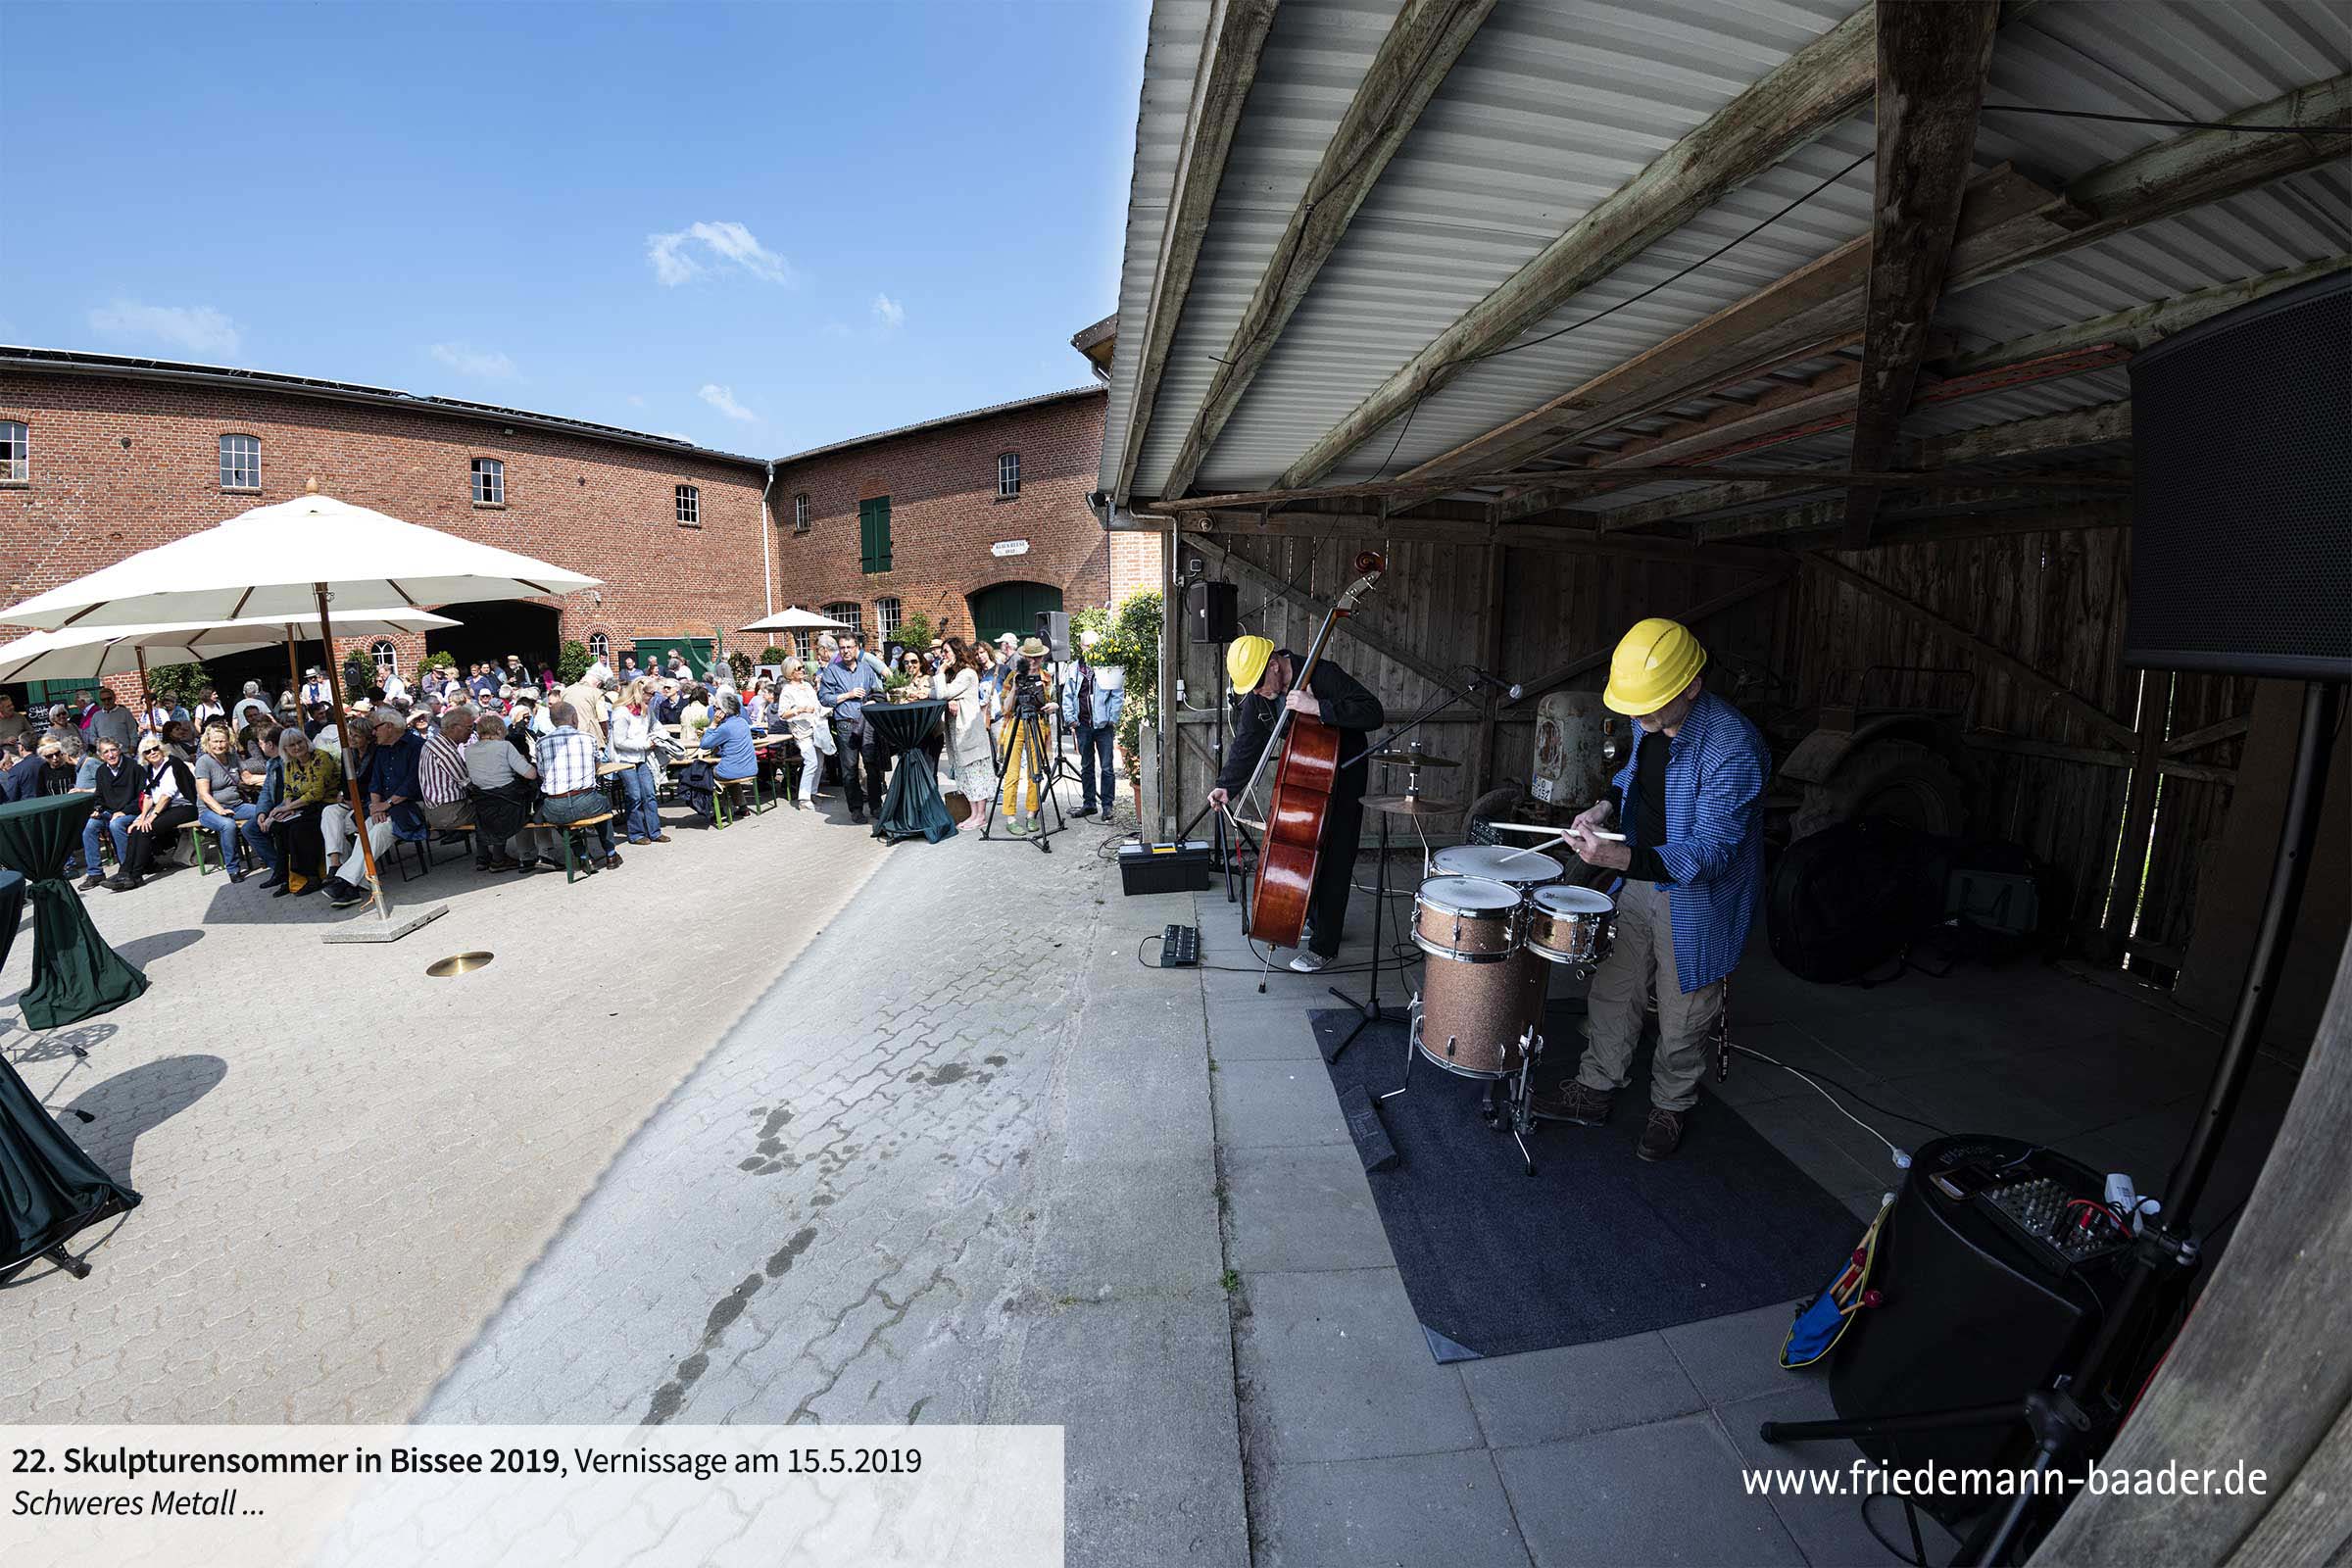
left=816, top=635, right=890, bottom=825
left=697, top=692, right=760, bottom=818
left=320, top=707, right=427, bottom=907
left=1540, top=617, right=1770, bottom=1162
left=1059, top=630, right=1126, bottom=822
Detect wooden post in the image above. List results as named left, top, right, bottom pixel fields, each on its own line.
left=133, top=649, right=151, bottom=735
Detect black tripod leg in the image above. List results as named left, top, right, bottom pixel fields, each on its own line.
left=1324, top=809, right=1392, bottom=1062
left=1758, top=1399, right=2025, bottom=1445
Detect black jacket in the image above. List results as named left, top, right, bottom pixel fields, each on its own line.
left=1217, top=654, right=1386, bottom=796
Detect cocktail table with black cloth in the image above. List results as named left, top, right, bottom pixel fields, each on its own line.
left=0, top=865, right=143, bottom=1274
left=863, top=700, right=955, bottom=843
left=0, top=793, right=150, bottom=1030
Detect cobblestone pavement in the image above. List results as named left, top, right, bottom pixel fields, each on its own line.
left=422, top=792, right=1249, bottom=1565
left=3, top=791, right=891, bottom=1424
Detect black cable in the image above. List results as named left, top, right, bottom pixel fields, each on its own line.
left=1980, top=104, right=2345, bottom=134
left=1730, top=1044, right=1955, bottom=1138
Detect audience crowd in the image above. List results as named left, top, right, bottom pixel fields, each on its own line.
left=0, top=626, right=1128, bottom=906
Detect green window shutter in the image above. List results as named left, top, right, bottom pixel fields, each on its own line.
left=858, top=497, right=893, bottom=573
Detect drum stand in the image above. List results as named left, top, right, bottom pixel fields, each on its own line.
left=1326, top=748, right=1450, bottom=1062
left=1380, top=1008, right=1547, bottom=1178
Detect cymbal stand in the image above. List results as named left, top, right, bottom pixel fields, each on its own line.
left=1324, top=749, right=1429, bottom=1062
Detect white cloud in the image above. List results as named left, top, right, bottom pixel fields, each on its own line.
left=429, top=342, right=517, bottom=379
left=654, top=431, right=695, bottom=442
left=871, top=292, right=906, bottom=329
left=648, top=220, right=795, bottom=287
left=87, top=300, right=240, bottom=358
left=698, top=383, right=759, bottom=423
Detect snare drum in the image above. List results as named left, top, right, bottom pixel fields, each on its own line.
left=1525, top=884, right=1616, bottom=966
left=1432, top=843, right=1565, bottom=894
left=1412, top=876, right=1521, bottom=963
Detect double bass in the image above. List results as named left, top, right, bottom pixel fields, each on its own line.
left=1235, top=552, right=1385, bottom=949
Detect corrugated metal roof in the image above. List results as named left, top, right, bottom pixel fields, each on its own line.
left=1102, top=0, right=2350, bottom=510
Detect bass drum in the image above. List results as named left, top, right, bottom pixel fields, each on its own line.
left=1413, top=947, right=1551, bottom=1080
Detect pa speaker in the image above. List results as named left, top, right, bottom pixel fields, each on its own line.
left=2126, top=270, right=2352, bottom=678
left=1187, top=580, right=1240, bottom=644
left=1036, top=611, right=1070, bottom=661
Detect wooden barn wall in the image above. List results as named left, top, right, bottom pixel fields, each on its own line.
left=1165, top=526, right=1781, bottom=843
left=1781, top=525, right=2247, bottom=955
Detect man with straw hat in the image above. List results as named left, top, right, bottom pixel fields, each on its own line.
left=1538, top=617, right=1771, bottom=1162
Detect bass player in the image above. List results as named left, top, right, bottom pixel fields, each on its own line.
left=1206, top=635, right=1386, bottom=973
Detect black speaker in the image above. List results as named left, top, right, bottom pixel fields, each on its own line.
left=1829, top=1137, right=2131, bottom=1523
left=1187, top=580, right=1240, bottom=643
left=1036, top=611, right=1069, bottom=661
left=2126, top=270, right=2352, bottom=678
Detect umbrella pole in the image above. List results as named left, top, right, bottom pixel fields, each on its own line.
left=285, top=632, right=303, bottom=717
left=316, top=586, right=389, bottom=922
left=135, top=649, right=151, bottom=735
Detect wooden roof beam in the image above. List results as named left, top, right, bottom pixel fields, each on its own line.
left=1107, top=0, right=1282, bottom=504
left=1269, top=5, right=1878, bottom=490
left=1841, top=0, right=1999, bottom=546
left=1155, top=0, right=1496, bottom=501
left=1906, top=399, right=2130, bottom=467
left=1411, top=73, right=2352, bottom=482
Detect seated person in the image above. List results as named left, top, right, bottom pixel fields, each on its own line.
left=107, top=735, right=200, bottom=892
left=0, top=734, right=44, bottom=802
left=78, top=738, right=140, bottom=887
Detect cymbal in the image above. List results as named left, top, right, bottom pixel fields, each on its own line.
left=1363, top=794, right=1463, bottom=817
left=1365, top=751, right=1461, bottom=767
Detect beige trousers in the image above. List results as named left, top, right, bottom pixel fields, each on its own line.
left=1575, top=877, right=1725, bottom=1113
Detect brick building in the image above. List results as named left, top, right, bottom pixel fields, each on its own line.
left=0, top=347, right=770, bottom=710
left=766, top=383, right=1157, bottom=659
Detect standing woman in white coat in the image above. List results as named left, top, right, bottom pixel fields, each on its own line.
left=933, top=638, right=996, bottom=809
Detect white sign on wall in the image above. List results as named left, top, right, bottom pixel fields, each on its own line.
left=991, top=539, right=1030, bottom=558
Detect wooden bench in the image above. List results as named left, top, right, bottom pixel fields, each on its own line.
left=523, top=810, right=616, bottom=883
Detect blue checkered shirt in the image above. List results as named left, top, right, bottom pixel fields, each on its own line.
left=1609, top=689, right=1770, bottom=994
left=535, top=725, right=598, bottom=796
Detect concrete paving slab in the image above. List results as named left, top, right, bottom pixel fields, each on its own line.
left=1214, top=1057, right=1348, bottom=1149
left=1236, top=1268, right=1483, bottom=1464
left=1659, top=1300, right=1813, bottom=1409
left=1713, top=1383, right=1967, bottom=1568
left=1208, top=997, right=1332, bottom=1061
left=1225, top=1142, right=1395, bottom=1276
left=1256, top=1449, right=1529, bottom=1568
left=1494, top=1412, right=1804, bottom=1567
left=1456, top=1331, right=1706, bottom=1450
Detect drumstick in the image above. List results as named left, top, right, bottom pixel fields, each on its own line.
left=1490, top=818, right=1625, bottom=842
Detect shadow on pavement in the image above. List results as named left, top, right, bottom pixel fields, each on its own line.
left=65, top=1054, right=228, bottom=1182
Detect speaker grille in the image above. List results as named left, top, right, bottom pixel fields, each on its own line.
left=2126, top=271, right=2352, bottom=678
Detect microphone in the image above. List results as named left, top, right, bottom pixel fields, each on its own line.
left=1465, top=664, right=1525, bottom=702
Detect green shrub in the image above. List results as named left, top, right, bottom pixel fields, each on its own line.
left=727, top=650, right=753, bottom=683
left=419, top=651, right=458, bottom=674
left=143, top=662, right=208, bottom=712
left=1071, top=591, right=1162, bottom=772
left=555, top=639, right=592, bottom=685
left=759, top=646, right=788, bottom=668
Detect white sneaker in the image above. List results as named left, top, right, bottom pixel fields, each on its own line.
left=1288, top=952, right=1329, bottom=973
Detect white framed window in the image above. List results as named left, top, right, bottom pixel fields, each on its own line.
left=675, top=483, right=700, bottom=525
left=588, top=631, right=612, bottom=664
left=875, top=597, right=903, bottom=639
left=793, top=491, right=810, bottom=532
left=997, top=451, right=1020, bottom=498
left=470, top=457, right=505, bottom=505
left=823, top=601, right=861, bottom=637
left=0, top=420, right=25, bottom=483
left=369, top=639, right=398, bottom=680
left=220, top=432, right=261, bottom=490
left=791, top=630, right=812, bottom=661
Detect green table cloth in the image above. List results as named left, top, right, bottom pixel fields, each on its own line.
left=0, top=864, right=142, bottom=1272
left=863, top=700, right=956, bottom=844
left=0, top=792, right=150, bottom=1030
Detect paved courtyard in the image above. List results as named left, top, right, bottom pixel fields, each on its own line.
left=7, top=782, right=2296, bottom=1566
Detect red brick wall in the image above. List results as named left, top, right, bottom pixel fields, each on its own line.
left=769, top=390, right=1111, bottom=644
left=0, top=371, right=768, bottom=708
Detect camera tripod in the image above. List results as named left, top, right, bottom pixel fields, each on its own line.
left=980, top=689, right=1074, bottom=853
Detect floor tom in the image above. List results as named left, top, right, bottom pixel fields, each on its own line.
left=1412, top=947, right=1550, bottom=1079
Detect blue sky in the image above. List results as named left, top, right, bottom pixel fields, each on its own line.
left=0, top=0, right=1146, bottom=455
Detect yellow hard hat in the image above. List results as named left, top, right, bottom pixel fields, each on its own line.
left=1602, top=617, right=1706, bottom=715
left=1227, top=635, right=1274, bottom=691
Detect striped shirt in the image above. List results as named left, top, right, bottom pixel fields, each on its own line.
left=535, top=725, right=598, bottom=796
left=418, top=729, right=468, bottom=806
left=1608, top=689, right=1770, bottom=995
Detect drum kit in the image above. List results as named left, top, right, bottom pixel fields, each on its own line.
left=1388, top=843, right=1618, bottom=1175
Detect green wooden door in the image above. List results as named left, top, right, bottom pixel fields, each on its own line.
left=967, top=581, right=1062, bottom=645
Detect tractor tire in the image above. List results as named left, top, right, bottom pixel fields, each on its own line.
left=1789, top=738, right=1966, bottom=843
left=1465, top=784, right=1527, bottom=844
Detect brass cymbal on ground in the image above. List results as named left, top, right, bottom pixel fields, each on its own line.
left=1365, top=751, right=1461, bottom=767
left=1363, top=794, right=1463, bottom=817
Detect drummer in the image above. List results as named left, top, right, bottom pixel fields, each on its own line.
left=1206, top=635, right=1386, bottom=973
left=1538, top=617, right=1770, bottom=1161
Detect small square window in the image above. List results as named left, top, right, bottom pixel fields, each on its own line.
left=793, top=492, right=810, bottom=532
left=824, top=602, right=862, bottom=638
left=220, top=433, right=261, bottom=490
left=998, top=451, right=1020, bottom=499
left=471, top=457, right=505, bottom=506
left=675, top=483, right=700, bottom=525
left=876, top=597, right=902, bottom=639
left=0, top=420, right=27, bottom=483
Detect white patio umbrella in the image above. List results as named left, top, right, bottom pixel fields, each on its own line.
left=0, top=610, right=459, bottom=686
left=738, top=606, right=851, bottom=633
left=0, top=487, right=602, bottom=939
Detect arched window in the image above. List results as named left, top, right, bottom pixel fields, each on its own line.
left=823, top=602, right=862, bottom=638
left=588, top=631, right=612, bottom=665
left=368, top=640, right=398, bottom=680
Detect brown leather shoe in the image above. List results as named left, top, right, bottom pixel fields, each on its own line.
left=1530, top=1081, right=1613, bottom=1126
left=1638, top=1106, right=1688, bottom=1161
